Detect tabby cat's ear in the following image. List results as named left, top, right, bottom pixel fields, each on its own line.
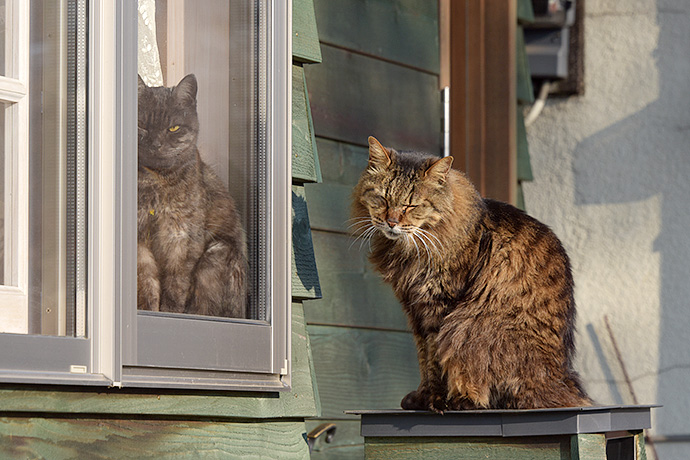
left=173, top=74, right=198, bottom=105
left=424, top=156, right=454, bottom=183
left=367, top=136, right=392, bottom=171
left=138, top=74, right=147, bottom=91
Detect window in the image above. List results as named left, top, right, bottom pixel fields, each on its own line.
left=0, top=0, right=291, bottom=391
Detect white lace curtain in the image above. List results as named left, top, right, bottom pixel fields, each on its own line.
left=138, top=0, right=164, bottom=86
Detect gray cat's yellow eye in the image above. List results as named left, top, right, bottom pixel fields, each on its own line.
left=168, top=125, right=180, bottom=133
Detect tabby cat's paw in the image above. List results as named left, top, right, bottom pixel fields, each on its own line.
left=446, top=395, right=480, bottom=411
left=428, top=394, right=447, bottom=414
left=400, top=390, right=429, bottom=410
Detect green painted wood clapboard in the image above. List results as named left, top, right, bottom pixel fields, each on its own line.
left=307, top=326, right=419, bottom=420
left=291, top=0, right=323, bottom=302
left=0, top=2, right=324, bottom=459
left=312, top=0, right=439, bottom=74
left=293, top=66, right=323, bottom=184
left=293, top=0, right=322, bottom=64
left=305, top=44, right=441, bottom=153
left=303, top=2, right=438, bottom=458
left=516, top=0, right=535, bottom=210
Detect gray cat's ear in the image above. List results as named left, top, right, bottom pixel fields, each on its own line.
left=367, top=136, right=392, bottom=171
left=424, top=156, right=453, bottom=183
left=173, top=74, right=198, bottom=104
left=138, top=74, right=147, bottom=90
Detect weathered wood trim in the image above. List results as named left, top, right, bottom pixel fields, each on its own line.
left=292, top=185, right=322, bottom=300
left=292, top=0, right=322, bottom=64
left=292, top=65, right=322, bottom=184
left=364, top=436, right=569, bottom=460
left=570, top=433, right=607, bottom=460
left=0, top=417, right=311, bottom=459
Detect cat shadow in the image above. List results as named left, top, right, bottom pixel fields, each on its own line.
left=570, top=2, right=690, bottom=438
left=586, top=324, right=625, bottom=405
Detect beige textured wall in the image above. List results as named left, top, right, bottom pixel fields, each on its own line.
left=523, top=1, right=690, bottom=457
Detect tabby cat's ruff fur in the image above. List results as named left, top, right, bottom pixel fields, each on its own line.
left=137, top=74, right=247, bottom=318
left=352, top=136, right=591, bottom=411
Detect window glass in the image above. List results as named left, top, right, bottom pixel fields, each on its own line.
left=0, top=0, right=89, bottom=337
left=136, top=0, right=267, bottom=321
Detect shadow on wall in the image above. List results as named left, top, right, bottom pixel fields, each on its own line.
left=571, top=2, right=690, bottom=445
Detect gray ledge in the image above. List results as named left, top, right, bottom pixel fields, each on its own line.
left=346, top=405, right=658, bottom=438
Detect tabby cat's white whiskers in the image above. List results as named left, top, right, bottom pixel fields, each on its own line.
left=412, top=231, right=435, bottom=261
left=347, top=217, right=375, bottom=229
left=360, top=226, right=379, bottom=251
left=418, top=227, right=443, bottom=248
left=349, top=224, right=377, bottom=251
left=413, top=228, right=441, bottom=258
left=406, top=232, right=421, bottom=259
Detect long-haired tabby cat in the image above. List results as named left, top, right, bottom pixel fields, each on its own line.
left=352, top=136, right=591, bottom=411
left=137, top=74, right=247, bottom=318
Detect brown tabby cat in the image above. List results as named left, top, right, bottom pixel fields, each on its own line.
left=352, top=136, right=591, bottom=412
left=137, top=74, right=247, bottom=318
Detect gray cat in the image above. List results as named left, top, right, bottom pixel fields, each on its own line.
left=137, top=74, right=247, bottom=318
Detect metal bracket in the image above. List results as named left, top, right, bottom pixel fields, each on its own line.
left=307, top=423, right=337, bottom=453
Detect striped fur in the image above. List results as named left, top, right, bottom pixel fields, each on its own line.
left=352, top=137, right=591, bottom=411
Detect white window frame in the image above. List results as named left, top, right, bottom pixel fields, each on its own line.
left=0, top=0, right=293, bottom=392
left=0, top=0, right=30, bottom=334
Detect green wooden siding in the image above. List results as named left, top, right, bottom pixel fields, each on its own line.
left=305, top=44, right=440, bottom=153
left=312, top=0, right=439, bottom=74
left=302, top=1, right=439, bottom=458
left=516, top=0, right=535, bottom=210
left=0, top=3, right=323, bottom=459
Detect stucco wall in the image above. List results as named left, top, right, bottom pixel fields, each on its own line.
left=523, top=1, right=690, bottom=457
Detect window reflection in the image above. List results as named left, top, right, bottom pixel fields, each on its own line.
left=136, top=1, right=265, bottom=320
